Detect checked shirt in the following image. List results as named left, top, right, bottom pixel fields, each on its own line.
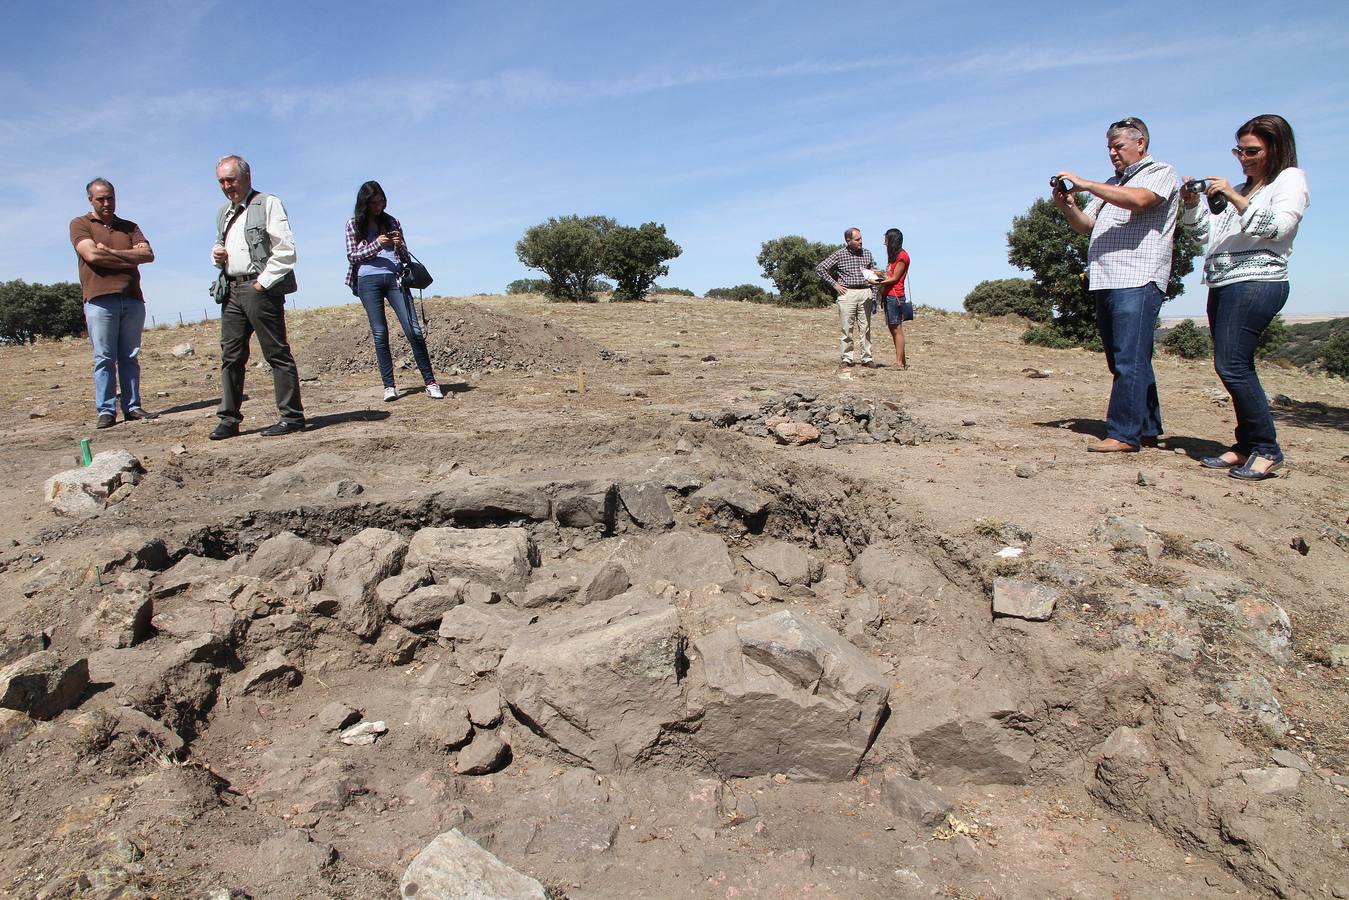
left=816, top=246, right=878, bottom=292
left=1084, top=155, right=1179, bottom=292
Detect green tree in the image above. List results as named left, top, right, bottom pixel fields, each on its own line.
left=1257, top=314, right=1289, bottom=358
left=1008, top=196, right=1201, bottom=349
left=756, top=236, right=841, bottom=307
left=1160, top=319, right=1212, bottom=359
left=963, top=277, right=1050, bottom=321
left=707, top=284, right=769, bottom=302
left=0, top=280, right=85, bottom=344
left=1321, top=330, right=1349, bottom=379
left=515, top=215, right=617, bottom=302
left=602, top=223, right=682, bottom=302
left=506, top=278, right=552, bottom=295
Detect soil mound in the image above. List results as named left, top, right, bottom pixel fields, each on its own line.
left=303, top=298, right=609, bottom=377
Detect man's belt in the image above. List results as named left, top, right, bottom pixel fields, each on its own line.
left=227, top=273, right=257, bottom=283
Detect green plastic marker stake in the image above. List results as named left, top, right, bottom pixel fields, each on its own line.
left=80, top=438, right=93, bottom=466
left=95, top=565, right=102, bottom=587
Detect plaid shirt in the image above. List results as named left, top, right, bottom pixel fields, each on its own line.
left=816, top=246, right=877, bottom=291
left=345, top=215, right=411, bottom=294
left=1085, top=155, right=1179, bottom=291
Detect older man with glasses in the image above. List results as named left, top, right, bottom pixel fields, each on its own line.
left=208, top=155, right=305, bottom=440
left=1052, top=117, right=1179, bottom=453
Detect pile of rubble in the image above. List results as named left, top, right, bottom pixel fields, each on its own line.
left=692, top=392, right=939, bottom=448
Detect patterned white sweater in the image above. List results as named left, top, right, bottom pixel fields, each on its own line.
left=1183, top=167, right=1309, bottom=287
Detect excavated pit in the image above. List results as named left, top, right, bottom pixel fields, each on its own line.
left=3, top=418, right=1345, bottom=900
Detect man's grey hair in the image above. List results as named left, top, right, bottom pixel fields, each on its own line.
left=216, top=155, right=251, bottom=178
left=1106, top=116, right=1150, bottom=149
left=86, top=177, right=114, bottom=197
left=844, top=227, right=860, bottom=241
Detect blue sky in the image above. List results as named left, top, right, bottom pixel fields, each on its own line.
left=3, top=0, right=1347, bottom=323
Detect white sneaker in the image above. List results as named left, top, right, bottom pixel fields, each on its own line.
left=383, top=387, right=398, bottom=402
left=425, top=383, right=444, bottom=400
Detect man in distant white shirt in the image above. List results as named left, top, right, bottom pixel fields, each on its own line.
left=209, top=155, right=305, bottom=440
left=1053, top=116, right=1179, bottom=453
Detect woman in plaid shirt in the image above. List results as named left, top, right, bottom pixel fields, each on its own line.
left=345, top=181, right=443, bottom=401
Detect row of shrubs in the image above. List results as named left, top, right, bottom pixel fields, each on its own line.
left=962, top=275, right=1347, bottom=377
left=1158, top=318, right=1349, bottom=377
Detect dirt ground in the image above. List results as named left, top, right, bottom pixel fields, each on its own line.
left=0, top=293, right=1346, bottom=899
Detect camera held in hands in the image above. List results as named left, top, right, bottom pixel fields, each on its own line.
left=1185, top=178, right=1228, bottom=214
left=1050, top=175, right=1075, bottom=194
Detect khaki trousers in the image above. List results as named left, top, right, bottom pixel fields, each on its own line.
left=837, top=288, right=873, bottom=364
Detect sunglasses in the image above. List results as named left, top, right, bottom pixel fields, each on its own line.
left=1232, top=147, right=1265, bottom=158
left=1111, top=118, right=1143, bottom=130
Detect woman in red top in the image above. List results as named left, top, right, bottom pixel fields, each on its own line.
left=876, top=228, right=910, bottom=368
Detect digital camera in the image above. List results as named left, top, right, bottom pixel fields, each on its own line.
left=1050, top=175, right=1075, bottom=193
left=1186, top=179, right=1228, bottom=214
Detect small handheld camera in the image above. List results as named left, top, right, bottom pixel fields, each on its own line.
left=1050, top=175, right=1075, bottom=193
left=1185, top=179, right=1228, bottom=214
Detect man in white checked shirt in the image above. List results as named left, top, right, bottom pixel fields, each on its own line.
left=1053, top=117, right=1179, bottom=453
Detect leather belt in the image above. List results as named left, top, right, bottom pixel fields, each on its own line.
left=227, top=273, right=256, bottom=283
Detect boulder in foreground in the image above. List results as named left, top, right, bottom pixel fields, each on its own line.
left=689, top=610, right=890, bottom=781
left=0, top=652, right=90, bottom=719
left=497, top=590, right=686, bottom=772
left=401, top=828, right=546, bottom=899
left=43, top=451, right=144, bottom=518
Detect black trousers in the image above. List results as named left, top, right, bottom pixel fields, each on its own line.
left=217, top=281, right=304, bottom=425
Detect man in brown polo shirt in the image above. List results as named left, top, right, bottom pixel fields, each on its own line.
left=69, top=178, right=156, bottom=429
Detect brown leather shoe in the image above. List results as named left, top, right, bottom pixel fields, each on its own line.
left=1087, top=438, right=1140, bottom=453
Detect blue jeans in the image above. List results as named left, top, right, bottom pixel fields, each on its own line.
left=356, top=273, right=435, bottom=387
left=84, top=295, right=145, bottom=415
left=1207, top=280, right=1288, bottom=461
left=1092, top=285, right=1164, bottom=446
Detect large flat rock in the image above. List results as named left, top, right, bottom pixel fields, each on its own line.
left=638, top=531, right=735, bottom=591
left=497, top=590, right=686, bottom=772
left=405, top=527, right=535, bottom=595
left=688, top=610, right=890, bottom=781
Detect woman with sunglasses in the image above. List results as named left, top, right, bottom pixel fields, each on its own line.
left=1182, top=115, right=1308, bottom=481
left=345, top=181, right=443, bottom=401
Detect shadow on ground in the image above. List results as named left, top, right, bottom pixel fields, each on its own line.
left=1034, top=418, right=1228, bottom=459
left=305, top=409, right=392, bottom=432
left=157, top=397, right=223, bottom=416
left=1271, top=396, right=1349, bottom=432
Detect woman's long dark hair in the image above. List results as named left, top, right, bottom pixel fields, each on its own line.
left=884, top=228, right=904, bottom=265
left=353, top=180, right=392, bottom=238
left=1237, top=115, right=1298, bottom=184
